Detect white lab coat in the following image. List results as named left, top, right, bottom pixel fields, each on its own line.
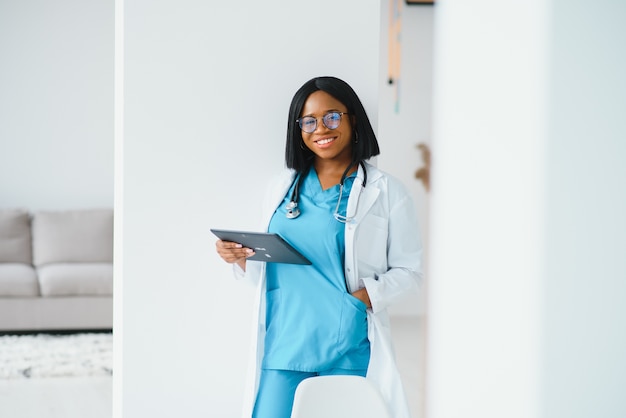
left=235, top=161, right=423, bottom=418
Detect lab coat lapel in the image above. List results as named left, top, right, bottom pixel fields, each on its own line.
left=351, top=184, right=379, bottom=223
left=262, top=170, right=296, bottom=229
left=348, top=164, right=381, bottom=224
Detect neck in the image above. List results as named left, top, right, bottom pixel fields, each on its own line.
left=313, top=159, right=358, bottom=190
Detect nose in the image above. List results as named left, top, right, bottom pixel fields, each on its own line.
left=314, top=117, right=329, bottom=133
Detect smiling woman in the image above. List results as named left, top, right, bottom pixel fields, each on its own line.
left=215, top=76, right=423, bottom=418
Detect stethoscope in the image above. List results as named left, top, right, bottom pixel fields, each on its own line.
left=285, top=161, right=367, bottom=223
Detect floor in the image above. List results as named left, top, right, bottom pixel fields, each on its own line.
left=392, top=315, right=426, bottom=418
left=0, top=376, right=113, bottom=417
left=0, top=316, right=424, bottom=418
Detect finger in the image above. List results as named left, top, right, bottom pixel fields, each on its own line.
left=216, top=239, right=243, bottom=249
left=220, top=251, right=254, bottom=264
left=216, top=240, right=254, bottom=258
left=229, top=248, right=254, bottom=258
left=216, top=246, right=255, bottom=263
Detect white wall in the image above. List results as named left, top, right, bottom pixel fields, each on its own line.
left=378, top=1, right=434, bottom=316
left=428, top=1, right=626, bottom=418
left=0, top=0, right=114, bottom=211
left=120, top=1, right=381, bottom=416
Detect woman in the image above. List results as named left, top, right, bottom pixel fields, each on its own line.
left=216, top=76, right=422, bottom=418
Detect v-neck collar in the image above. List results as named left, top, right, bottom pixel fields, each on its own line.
left=305, top=167, right=357, bottom=197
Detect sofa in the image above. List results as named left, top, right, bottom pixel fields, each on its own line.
left=0, top=208, right=113, bottom=331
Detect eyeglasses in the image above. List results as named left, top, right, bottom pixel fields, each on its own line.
left=296, top=112, right=350, bottom=134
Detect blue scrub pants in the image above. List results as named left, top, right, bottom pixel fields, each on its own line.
left=252, top=368, right=367, bottom=418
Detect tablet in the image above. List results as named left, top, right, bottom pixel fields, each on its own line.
left=211, top=229, right=312, bottom=265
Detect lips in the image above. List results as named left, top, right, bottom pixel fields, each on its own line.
left=315, top=137, right=336, bottom=146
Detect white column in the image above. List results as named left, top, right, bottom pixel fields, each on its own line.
left=427, top=1, right=626, bottom=418
left=541, top=1, right=626, bottom=417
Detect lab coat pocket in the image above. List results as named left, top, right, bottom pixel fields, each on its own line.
left=356, top=214, right=388, bottom=270
left=336, top=292, right=369, bottom=356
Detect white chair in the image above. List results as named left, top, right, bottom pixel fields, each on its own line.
left=290, top=375, right=391, bottom=418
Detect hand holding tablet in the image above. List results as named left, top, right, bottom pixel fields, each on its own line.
left=211, top=229, right=311, bottom=265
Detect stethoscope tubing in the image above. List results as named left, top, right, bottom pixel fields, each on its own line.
left=285, top=161, right=367, bottom=221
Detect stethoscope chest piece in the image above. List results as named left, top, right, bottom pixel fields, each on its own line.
left=285, top=200, right=300, bottom=219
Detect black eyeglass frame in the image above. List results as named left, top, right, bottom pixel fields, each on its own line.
left=296, top=112, right=352, bottom=134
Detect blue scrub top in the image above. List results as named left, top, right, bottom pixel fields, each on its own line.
left=262, top=167, right=370, bottom=372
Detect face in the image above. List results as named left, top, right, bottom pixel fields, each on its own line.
left=299, top=90, right=353, bottom=165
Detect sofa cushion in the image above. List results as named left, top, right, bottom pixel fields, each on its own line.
left=37, top=263, right=113, bottom=296
left=0, top=263, right=39, bottom=296
left=0, top=209, right=32, bottom=264
left=32, top=209, right=113, bottom=267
